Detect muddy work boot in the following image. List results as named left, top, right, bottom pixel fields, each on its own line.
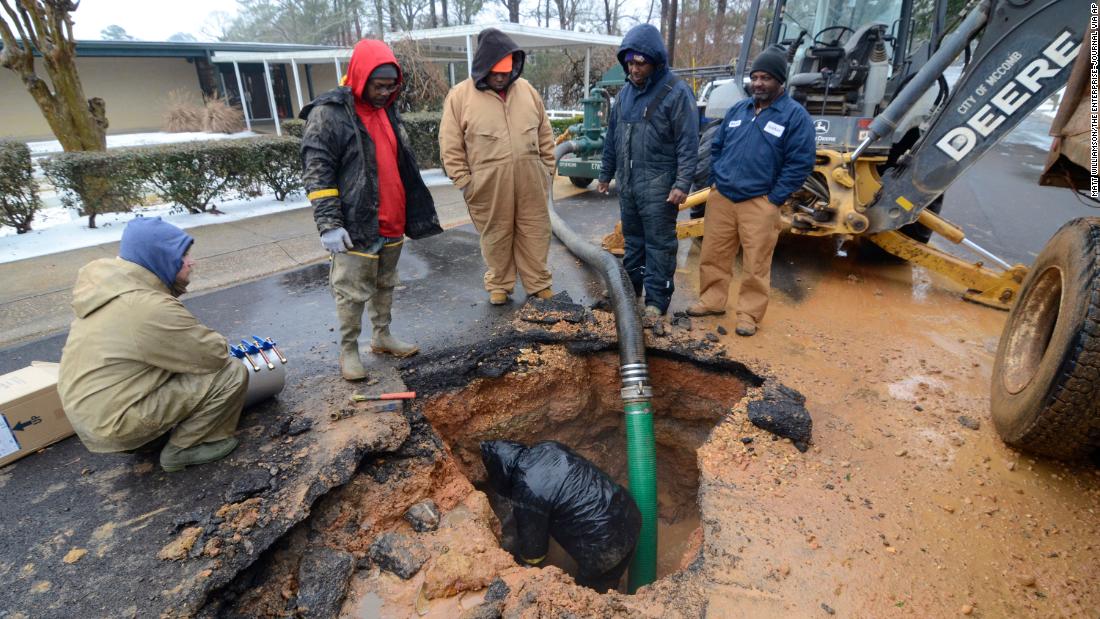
left=336, top=302, right=369, bottom=381
left=489, top=291, right=509, bottom=305
left=735, top=316, right=757, bottom=337
left=367, top=240, right=418, bottom=358
left=160, top=437, right=239, bottom=472
left=531, top=287, right=554, bottom=300
left=371, top=327, right=419, bottom=358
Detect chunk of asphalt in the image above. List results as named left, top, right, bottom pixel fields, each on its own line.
left=519, top=290, right=587, bottom=324
left=297, top=547, right=355, bottom=619
left=368, top=532, right=428, bottom=579
left=747, top=399, right=813, bottom=452
left=484, top=577, right=510, bottom=602
left=224, top=469, right=272, bottom=503
left=403, top=499, right=441, bottom=533
left=287, top=416, right=315, bottom=436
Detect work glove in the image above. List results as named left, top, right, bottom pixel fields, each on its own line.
left=320, top=227, right=353, bottom=253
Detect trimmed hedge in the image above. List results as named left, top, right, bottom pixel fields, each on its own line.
left=550, top=115, right=583, bottom=136
left=0, top=140, right=41, bottom=234
left=235, top=137, right=303, bottom=201
left=281, top=118, right=305, bottom=138
left=42, top=149, right=145, bottom=229
left=43, top=136, right=303, bottom=225
left=138, top=140, right=247, bottom=213
left=402, top=111, right=442, bottom=169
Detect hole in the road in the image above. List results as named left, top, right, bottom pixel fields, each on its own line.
left=417, top=343, right=751, bottom=590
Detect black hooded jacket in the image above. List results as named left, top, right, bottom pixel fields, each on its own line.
left=299, top=42, right=442, bottom=248
left=471, top=28, right=526, bottom=91
left=481, top=440, right=641, bottom=575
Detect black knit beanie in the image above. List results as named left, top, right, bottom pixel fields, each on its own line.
left=369, top=63, right=399, bottom=80
left=750, top=47, right=788, bottom=84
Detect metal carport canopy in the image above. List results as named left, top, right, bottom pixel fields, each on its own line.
left=209, top=23, right=622, bottom=135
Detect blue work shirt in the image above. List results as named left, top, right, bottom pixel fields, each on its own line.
left=710, top=92, right=815, bottom=206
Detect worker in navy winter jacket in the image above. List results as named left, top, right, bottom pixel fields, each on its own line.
left=687, top=47, right=815, bottom=336
left=597, top=23, right=698, bottom=321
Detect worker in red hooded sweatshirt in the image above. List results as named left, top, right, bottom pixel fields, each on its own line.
left=300, top=40, right=442, bottom=381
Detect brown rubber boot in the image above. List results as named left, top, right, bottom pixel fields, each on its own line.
left=336, top=302, right=368, bottom=381
left=368, top=240, right=418, bottom=358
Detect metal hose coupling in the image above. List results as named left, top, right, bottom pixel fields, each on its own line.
left=620, top=362, right=653, bottom=402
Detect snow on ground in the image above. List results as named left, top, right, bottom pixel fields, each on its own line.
left=0, top=167, right=452, bottom=264
left=26, top=130, right=258, bottom=157
left=0, top=193, right=309, bottom=264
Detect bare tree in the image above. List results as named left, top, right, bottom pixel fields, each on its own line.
left=428, top=0, right=437, bottom=27
left=0, top=0, right=107, bottom=151
left=667, top=0, right=678, bottom=66
left=440, top=0, right=448, bottom=25
left=601, top=0, right=628, bottom=34
left=388, top=0, right=399, bottom=30
left=499, top=0, right=519, bottom=22
left=373, top=0, right=385, bottom=36
left=552, top=0, right=582, bottom=29
left=712, top=0, right=726, bottom=47
left=451, top=0, right=482, bottom=24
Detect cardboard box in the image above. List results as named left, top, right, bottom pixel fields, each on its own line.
left=0, top=362, right=74, bottom=468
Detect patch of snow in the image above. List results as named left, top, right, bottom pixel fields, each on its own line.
left=0, top=168, right=454, bottom=263
left=0, top=192, right=308, bottom=264
left=26, top=130, right=258, bottom=157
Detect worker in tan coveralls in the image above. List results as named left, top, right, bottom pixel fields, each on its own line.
left=58, top=217, right=248, bottom=472
left=439, top=27, right=557, bottom=305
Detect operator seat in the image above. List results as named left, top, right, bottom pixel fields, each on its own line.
left=788, top=23, right=889, bottom=114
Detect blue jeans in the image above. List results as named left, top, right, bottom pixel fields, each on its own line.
left=619, top=189, right=678, bottom=313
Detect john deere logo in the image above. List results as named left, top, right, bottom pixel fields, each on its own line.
left=814, top=119, right=830, bottom=134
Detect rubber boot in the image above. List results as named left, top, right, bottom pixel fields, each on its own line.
left=369, top=241, right=419, bottom=357
left=160, top=437, right=239, bottom=472
left=336, top=301, right=369, bottom=380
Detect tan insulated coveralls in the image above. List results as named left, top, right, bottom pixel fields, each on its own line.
left=58, top=258, right=247, bottom=453
left=440, top=77, right=556, bottom=295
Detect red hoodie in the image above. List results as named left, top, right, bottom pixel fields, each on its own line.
left=345, top=40, right=405, bottom=238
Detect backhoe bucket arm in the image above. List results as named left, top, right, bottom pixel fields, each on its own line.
left=864, top=0, right=1090, bottom=234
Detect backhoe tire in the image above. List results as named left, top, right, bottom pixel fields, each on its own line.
left=569, top=176, right=593, bottom=189
left=990, top=217, right=1100, bottom=460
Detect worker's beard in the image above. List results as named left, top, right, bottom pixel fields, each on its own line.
left=171, top=278, right=189, bottom=298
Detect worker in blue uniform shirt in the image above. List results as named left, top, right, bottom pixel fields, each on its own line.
left=688, top=47, right=815, bottom=336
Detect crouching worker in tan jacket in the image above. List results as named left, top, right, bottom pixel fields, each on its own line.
left=58, top=217, right=248, bottom=472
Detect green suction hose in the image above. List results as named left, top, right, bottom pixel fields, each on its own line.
left=549, top=143, right=658, bottom=592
